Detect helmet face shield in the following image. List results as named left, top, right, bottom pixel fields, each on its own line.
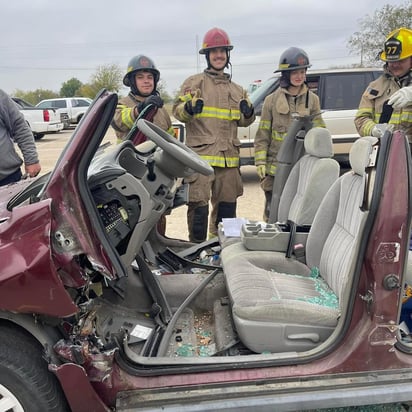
left=380, top=28, right=412, bottom=62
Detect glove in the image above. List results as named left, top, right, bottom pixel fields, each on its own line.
left=371, top=123, right=393, bottom=138
left=239, top=98, right=254, bottom=118
left=184, top=89, right=204, bottom=115
left=388, top=86, right=412, bottom=110
left=137, top=95, right=164, bottom=113
left=256, top=165, right=266, bottom=179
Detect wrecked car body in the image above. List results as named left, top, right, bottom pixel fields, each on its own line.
left=1, top=89, right=412, bottom=411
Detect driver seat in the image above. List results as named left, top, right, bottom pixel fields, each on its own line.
left=276, top=127, right=339, bottom=227
left=221, top=136, right=378, bottom=353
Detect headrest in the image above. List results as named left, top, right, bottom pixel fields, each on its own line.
left=304, top=127, right=333, bottom=158
left=349, top=136, right=378, bottom=176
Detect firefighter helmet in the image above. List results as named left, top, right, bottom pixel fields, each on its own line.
left=275, top=47, right=311, bottom=73
left=380, top=27, right=412, bottom=62
left=199, top=27, right=233, bottom=54
left=123, top=55, right=160, bottom=87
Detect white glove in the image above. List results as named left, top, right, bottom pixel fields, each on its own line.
left=371, top=123, right=393, bottom=138
left=388, top=86, right=412, bottom=110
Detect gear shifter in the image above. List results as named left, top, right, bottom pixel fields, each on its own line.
left=146, top=158, right=156, bottom=181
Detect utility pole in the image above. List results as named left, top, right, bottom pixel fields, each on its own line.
left=196, top=35, right=200, bottom=73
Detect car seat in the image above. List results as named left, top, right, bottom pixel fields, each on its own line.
left=221, top=136, right=378, bottom=353
left=220, top=127, right=340, bottom=251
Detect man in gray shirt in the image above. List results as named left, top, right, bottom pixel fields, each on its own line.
left=0, top=89, right=41, bottom=186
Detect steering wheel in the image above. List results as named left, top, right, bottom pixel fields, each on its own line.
left=136, top=119, right=213, bottom=176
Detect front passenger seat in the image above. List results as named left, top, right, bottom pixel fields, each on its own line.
left=221, top=136, right=378, bottom=353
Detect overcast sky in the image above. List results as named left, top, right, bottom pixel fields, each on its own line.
left=0, top=0, right=403, bottom=97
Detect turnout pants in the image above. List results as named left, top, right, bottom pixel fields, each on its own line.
left=186, top=167, right=243, bottom=242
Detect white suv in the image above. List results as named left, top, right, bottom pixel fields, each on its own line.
left=239, top=68, right=382, bottom=166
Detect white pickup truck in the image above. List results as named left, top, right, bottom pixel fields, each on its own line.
left=12, top=97, right=64, bottom=140
left=36, top=97, right=92, bottom=127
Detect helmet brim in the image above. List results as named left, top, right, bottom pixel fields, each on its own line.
left=274, top=64, right=311, bottom=73
left=199, top=45, right=234, bottom=55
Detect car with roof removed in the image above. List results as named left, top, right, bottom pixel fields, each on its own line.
left=0, top=89, right=412, bottom=411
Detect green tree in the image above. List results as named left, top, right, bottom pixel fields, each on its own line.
left=13, top=88, right=59, bottom=105
left=76, top=83, right=97, bottom=99
left=347, top=0, right=412, bottom=66
left=157, top=80, right=172, bottom=104
left=76, top=64, right=123, bottom=99
left=60, top=78, right=83, bottom=97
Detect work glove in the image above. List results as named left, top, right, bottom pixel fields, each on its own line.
left=239, top=92, right=254, bottom=118
left=137, top=95, right=164, bottom=113
left=371, top=123, right=393, bottom=138
left=388, top=86, right=412, bottom=110
left=256, top=165, right=266, bottom=179
left=184, top=89, right=204, bottom=115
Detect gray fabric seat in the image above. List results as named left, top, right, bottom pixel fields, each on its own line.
left=276, top=127, right=339, bottom=226
left=221, top=136, right=378, bottom=353
left=219, top=127, right=339, bottom=248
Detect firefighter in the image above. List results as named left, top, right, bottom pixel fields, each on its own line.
left=354, top=27, right=412, bottom=143
left=111, top=54, right=174, bottom=143
left=254, top=47, right=325, bottom=221
left=112, top=54, right=174, bottom=235
left=173, top=27, right=255, bottom=243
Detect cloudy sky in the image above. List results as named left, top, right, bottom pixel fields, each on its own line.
left=0, top=0, right=403, bottom=96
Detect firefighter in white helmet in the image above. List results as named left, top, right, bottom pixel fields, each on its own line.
left=173, top=28, right=255, bottom=242
left=355, top=27, right=412, bottom=143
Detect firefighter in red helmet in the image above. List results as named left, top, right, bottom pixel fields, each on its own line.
left=173, top=28, right=255, bottom=243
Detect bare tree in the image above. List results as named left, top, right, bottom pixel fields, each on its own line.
left=347, top=0, right=412, bottom=66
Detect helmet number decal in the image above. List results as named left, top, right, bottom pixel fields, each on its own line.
left=385, top=39, right=402, bottom=60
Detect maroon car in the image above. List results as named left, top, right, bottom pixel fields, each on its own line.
left=1, top=89, right=412, bottom=412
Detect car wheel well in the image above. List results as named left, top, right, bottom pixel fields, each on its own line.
left=0, top=322, right=69, bottom=411
left=0, top=316, right=63, bottom=361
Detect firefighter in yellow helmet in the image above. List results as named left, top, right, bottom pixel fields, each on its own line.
left=173, top=28, right=256, bottom=243
left=355, top=27, right=412, bottom=143
left=254, top=47, right=325, bottom=221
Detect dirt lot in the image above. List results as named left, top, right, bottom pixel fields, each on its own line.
left=34, top=128, right=265, bottom=240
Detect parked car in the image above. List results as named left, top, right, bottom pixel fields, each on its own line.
left=11, top=96, right=64, bottom=140
left=0, top=89, right=411, bottom=412
left=173, top=68, right=382, bottom=167
left=239, top=67, right=383, bottom=166
left=36, top=97, right=92, bottom=127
